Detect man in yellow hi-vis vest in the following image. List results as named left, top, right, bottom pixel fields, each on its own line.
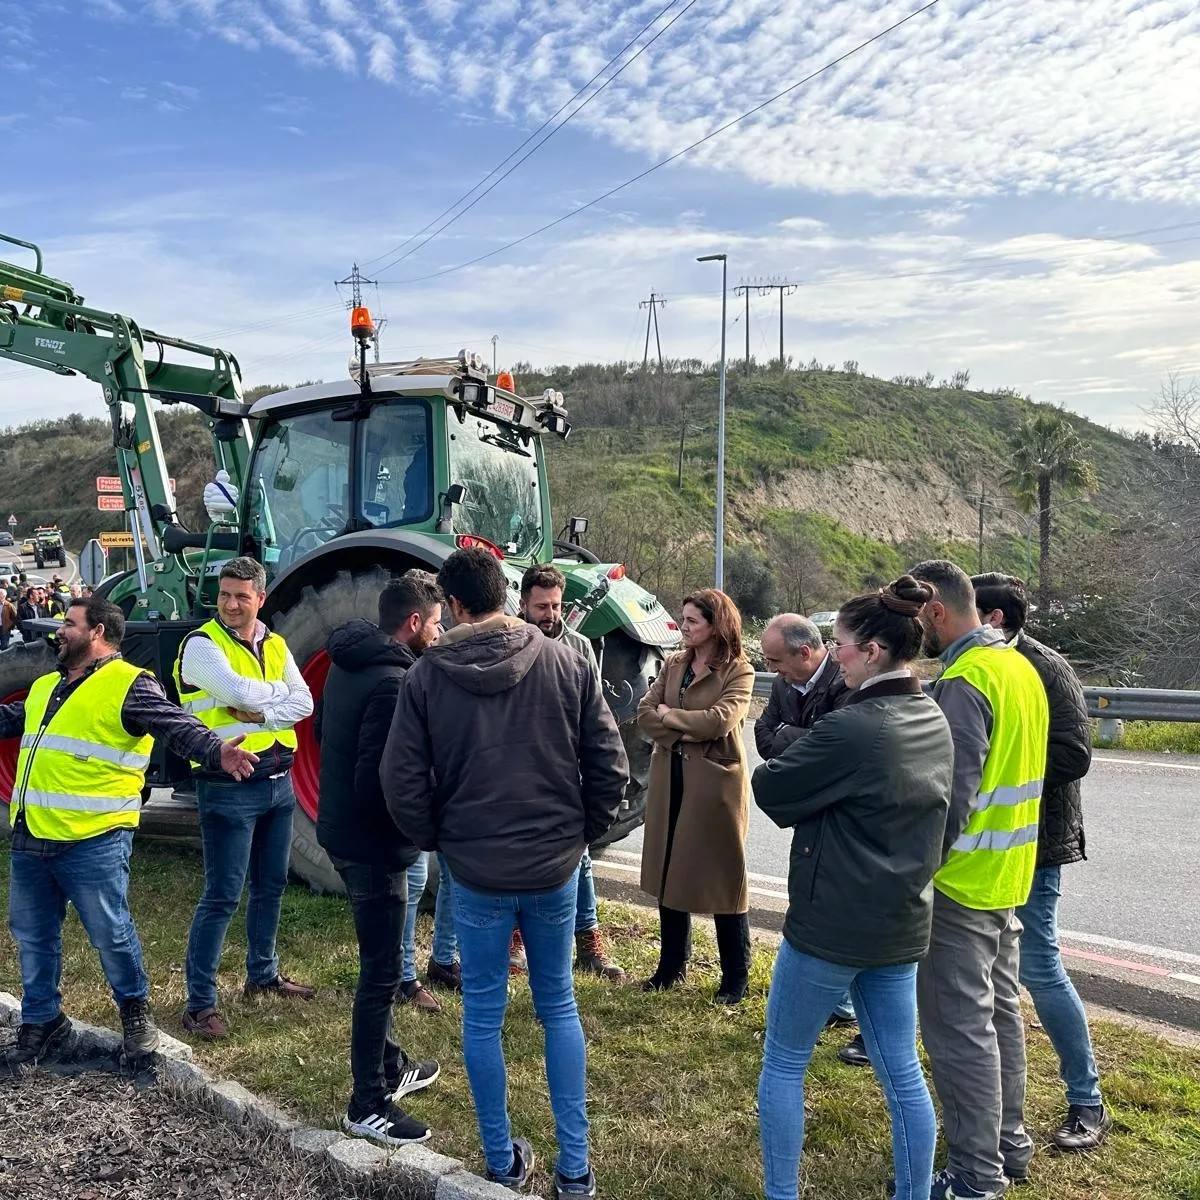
left=909, top=560, right=1050, bottom=1200
left=2, top=595, right=259, bottom=1068
left=174, top=557, right=313, bottom=1040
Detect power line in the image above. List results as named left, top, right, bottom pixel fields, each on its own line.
left=388, top=0, right=941, bottom=287
left=360, top=0, right=692, bottom=274
left=639, top=291, right=667, bottom=372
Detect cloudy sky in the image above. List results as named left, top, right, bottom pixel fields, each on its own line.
left=3, top=0, right=1199, bottom=430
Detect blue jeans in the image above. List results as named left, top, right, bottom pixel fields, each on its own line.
left=575, top=850, right=599, bottom=933
left=1016, top=866, right=1103, bottom=1107
left=401, top=852, right=459, bottom=982
left=452, top=865, right=589, bottom=1179
left=759, top=941, right=936, bottom=1200
left=8, top=828, right=149, bottom=1023
left=185, top=775, right=295, bottom=1012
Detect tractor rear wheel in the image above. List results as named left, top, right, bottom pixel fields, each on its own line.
left=271, top=567, right=397, bottom=894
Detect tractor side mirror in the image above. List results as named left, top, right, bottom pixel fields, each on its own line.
left=568, top=516, right=589, bottom=546
left=436, top=482, right=467, bottom=534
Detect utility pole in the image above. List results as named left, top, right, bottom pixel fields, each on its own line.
left=734, top=283, right=751, bottom=376
left=639, top=291, right=666, bottom=372
left=698, top=254, right=728, bottom=589
left=336, top=262, right=385, bottom=360
left=740, top=277, right=796, bottom=369
left=977, top=481, right=986, bottom=574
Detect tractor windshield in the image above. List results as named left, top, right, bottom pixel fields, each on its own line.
left=448, top=412, right=542, bottom=559
left=247, top=399, right=431, bottom=572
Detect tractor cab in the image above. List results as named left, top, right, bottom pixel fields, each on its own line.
left=241, top=350, right=569, bottom=583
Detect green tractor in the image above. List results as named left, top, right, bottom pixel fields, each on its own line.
left=32, top=525, right=66, bottom=570
left=0, top=233, right=679, bottom=890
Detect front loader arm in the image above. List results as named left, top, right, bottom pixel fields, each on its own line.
left=0, top=233, right=253, bottom=616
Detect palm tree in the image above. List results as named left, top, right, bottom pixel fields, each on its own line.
left=1003, top=410, right=1098, bottom=609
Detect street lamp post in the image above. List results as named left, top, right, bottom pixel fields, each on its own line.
left=490, top=334, right=499, bottom=375
left=698, top=253, right=728, bottom=589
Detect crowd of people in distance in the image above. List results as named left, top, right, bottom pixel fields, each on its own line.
left=1, top=546, right=1108, bottom=1200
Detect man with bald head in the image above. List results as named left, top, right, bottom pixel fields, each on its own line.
left=755, top=613, right=849, bottom=760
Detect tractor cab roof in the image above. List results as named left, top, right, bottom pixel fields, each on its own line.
left=249, top=352, right=571, bottom=440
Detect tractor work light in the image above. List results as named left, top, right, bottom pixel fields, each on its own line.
left=350, top=306, right=374, bottom=341
left=459, top=380, right=484, bottom=407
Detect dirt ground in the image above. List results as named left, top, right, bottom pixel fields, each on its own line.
left=0, top=1065, right=354, bottom=1200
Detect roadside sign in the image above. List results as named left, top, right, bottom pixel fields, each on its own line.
left=99, top=531, right=143, bottom=549
left=6, top=514, right=15, bottom=527
left=80, top=538, right=107, bottom=588
left=97, top=495, right=124, bottom=511
left=96, top=476, right=173, bottom=494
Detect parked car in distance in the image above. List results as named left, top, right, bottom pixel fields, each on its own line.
left=0, top=531, right=12, bottom=547
left=808, top=610, right=838, bottom=638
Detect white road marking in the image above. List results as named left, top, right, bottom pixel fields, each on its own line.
left=1092, top=754, right=1200, bottom=771
left=596, top=848, right=1200, bottom=968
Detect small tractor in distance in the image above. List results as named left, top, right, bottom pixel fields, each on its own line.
left=32, top=525, right=66, bottom=570
left=0, top=232, right=679, bottom=890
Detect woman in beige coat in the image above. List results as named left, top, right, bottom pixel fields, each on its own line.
left=636, top=588, right=755, bottom=1003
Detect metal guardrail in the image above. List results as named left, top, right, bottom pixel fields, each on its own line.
left=752, top=673, right=1200, bottom=723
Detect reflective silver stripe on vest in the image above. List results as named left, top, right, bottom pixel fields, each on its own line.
left=969, top=778, right=1043, bottom=813
left=181, top=697, right=221, bottom=714
left=210, top=721, right=267, bottom=739
left=19, top=789, right=141, bottom=813
left=19, top=732, right=151, bottom=770
left=951, top=823, right=1040, bottom=854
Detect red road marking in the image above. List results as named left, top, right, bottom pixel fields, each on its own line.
left=1062, top=945, right=1172, bottom=977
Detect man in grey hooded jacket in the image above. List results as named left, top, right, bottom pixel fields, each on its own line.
left=381, top=547, right=627, bottom=1198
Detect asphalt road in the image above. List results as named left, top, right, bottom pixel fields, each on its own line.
left=10, top=546, right=80, bottom=588
left=612, top=728, right=1200, bottom=961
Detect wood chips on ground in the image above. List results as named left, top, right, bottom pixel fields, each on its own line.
left=0, top=1065, right=350, bottom=1200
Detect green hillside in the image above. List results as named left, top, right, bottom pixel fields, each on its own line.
left=0, top=364, right=1153, bottom=616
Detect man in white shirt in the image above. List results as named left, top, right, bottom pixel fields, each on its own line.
left=173, top=557, right=314, bottom=1039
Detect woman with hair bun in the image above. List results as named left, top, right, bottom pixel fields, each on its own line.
left=752, top=576, right=954, bottom=1200
left=637, top=588, right=755, bottom=1003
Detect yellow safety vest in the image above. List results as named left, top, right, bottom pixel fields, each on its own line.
left=172, top=619, right=299, bottom=759
left=15, top=659, right=152, bottom=841
left=935, top=643, right=1049, bottom=910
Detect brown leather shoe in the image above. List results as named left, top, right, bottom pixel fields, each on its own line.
left=182, top=1006, right=229, bottom=1040
left=426, top=957, right=462, bottom=992
left=243, top=974, right=316, bottom=1001
left=399, top=980, right=442, bottom=1013
left=574, top=927, right=626, bottom=982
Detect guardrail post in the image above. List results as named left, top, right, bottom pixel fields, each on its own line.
left=1096, top=717, right=1124, bottom=746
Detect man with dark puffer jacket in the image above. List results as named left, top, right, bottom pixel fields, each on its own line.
left=315, top=571, right=444, bottom=1149
left=972, top=573, right=1110, bottom=1153
left=382, top=547, right=628, bottom=1200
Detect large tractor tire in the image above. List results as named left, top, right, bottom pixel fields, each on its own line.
left=271, top=567, right=396, bottom=894
left=272, top=568, right=658, bottom=893
left=0, top=639, right=58, bottom=827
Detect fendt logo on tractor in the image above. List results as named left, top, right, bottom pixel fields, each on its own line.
left=34, top=337, right=66, bottom=354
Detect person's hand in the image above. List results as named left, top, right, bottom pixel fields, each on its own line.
left=656, top=703, right=672, bottom=718
left=230, top=708, right=266, bottom=724
left=220, top=735, right=260, bottom=780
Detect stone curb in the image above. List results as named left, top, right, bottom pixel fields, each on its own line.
left=0, top=991, right=512, bottom=1199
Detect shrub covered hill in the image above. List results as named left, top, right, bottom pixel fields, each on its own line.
left=0, top=363, right=1152, bottom=619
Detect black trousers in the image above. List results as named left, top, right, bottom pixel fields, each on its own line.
left=657, top=755, right=751, bottom=986
left=334, top=860, right=410, bottom=1113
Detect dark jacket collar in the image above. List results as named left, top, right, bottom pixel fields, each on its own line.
left=846, top=674, right=923, bottom=705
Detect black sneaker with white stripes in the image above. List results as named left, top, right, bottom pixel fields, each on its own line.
left=386, top=1055, right=441, bottom=1101
left=343, top=1102, right=431, bottom=1147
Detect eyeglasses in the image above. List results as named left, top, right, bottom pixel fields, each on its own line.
left=825, top=638, right=871, bottom=656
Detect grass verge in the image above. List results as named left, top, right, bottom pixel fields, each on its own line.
left=2, top=839, right=1199, bottom=1200
left=1094, top=721, right=1200, bottom=755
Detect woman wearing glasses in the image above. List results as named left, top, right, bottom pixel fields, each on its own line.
left=752, top=575, right=953, bottom=1200
left=637, top=588, right=755, bottom=1003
